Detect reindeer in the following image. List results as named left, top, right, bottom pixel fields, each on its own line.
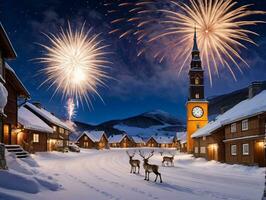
left=162, top=151, right=175, bottom=167
left=126, top=151, right=140, bottom=174
left=139, top=150, right=162, bottom=183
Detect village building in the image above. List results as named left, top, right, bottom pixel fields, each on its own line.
left=175, top=132, right=187, bottom=151
left=23, top=102, right=72, bottom=151
left=146, top=136, right=175, bottom=148
left=0, top=23, right=30, bottom=146
left=76, top=131, right=109, bottom=150
left=146, top=136, right=159, bottom=147
left=17, top=106, right=53, bottom=153
left=108, top=134, right=134, bottom=148
left=192, top=90, right=266, bottom=167
left=131, top=136, right=145, bottom=147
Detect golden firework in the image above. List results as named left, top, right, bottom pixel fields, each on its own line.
left=106, top=0, right=265, bottom=85
left=38, top=23, right=110, bottom=107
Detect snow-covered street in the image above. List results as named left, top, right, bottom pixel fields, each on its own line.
left=0, top=149, right=265, bottom=200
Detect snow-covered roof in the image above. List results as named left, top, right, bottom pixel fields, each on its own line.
left=5, top=63, right=30, bottom=98
left=0, top=82, right=7, bottom=114
left=18, top=106, right=53, bottom=133
left=25, top=102, right=72, bottom=131
left=153, top=136, right=174, bottom=144
left=77, top=131, right=106, bottom=142
left=108, top=134, right=127, bottom=144
left=192, top=90, right=266, bottom=138
left=176, top=132, right=187, bottom=144
left=131, top=136, right=144, bottom=144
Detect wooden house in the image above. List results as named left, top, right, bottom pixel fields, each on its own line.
left=24, top=102, right=72, bottom=151
left=76, top=131, right=109, bottom=150
left=108, top=134, right=134, bottom=148
left=175, top=132, right=187, bottom=151
left=192, top=90, right=266, bottom=167
left=131, top=136, right=145, bottom=147
left=146, top=136, right=159, bottom=147
left=17, top=106, right=53, bottom=153
left=0, top=23, right=30, bottom=145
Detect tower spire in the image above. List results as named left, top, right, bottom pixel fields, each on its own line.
left=193, top=25, right=199, bottom=52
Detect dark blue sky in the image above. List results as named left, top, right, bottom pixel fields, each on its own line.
left=1, top=0, right=266, bottom=124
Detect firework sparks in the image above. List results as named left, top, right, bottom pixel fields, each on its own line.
left=38, top=23, right=110, bottom=107
left=66, top=98, right=76, bottom=121
left=105, top=0, right=265, bottom=85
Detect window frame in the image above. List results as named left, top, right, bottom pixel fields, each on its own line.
left=241, top=119, right=249, bottom=131
left=200, top=146, right=206, bottom=154
left=194, top=147, right=199, bottom=153
left=231, top=144, right=237, bottom=156
left=33, top=133, right=39, bottom=143
left=242, top=143, right=249, bottom=155
left=230, top=123, right=236, bottom=133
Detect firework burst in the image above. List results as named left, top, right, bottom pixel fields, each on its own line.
left=38, top=23, right=110, bottom=107
left=105, top=0, right=265, bottom=85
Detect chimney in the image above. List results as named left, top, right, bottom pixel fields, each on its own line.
left=248, top=81, right=263, bottom=99
left=32, top=102, right=42, bottom=109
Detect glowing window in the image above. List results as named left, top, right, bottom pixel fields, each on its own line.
left=33, top=134, right=39, bottom=143
left=195, top=93, right=200, bottom=99
left=195, top=77, right=200, bottom=85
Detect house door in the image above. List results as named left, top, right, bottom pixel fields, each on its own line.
left=208, top=144, right=218, bottom=161
left=254, top=141, right=265, bottom=167
left=3, top=124, right=11, bottom=144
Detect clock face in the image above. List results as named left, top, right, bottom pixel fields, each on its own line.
left=192, top=106, right=204, bottom=118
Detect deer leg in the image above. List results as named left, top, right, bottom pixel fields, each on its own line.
left=155, top=173, right=158, bottom=182
left=144, top=171, right=147, bottom=180
left=147, top=172, right=150, bottom=181
left=130, top=166, right=132, bottom=173
left=158, top=172, right=162, bottom=183
left=137, top=164, right=140, bottom=174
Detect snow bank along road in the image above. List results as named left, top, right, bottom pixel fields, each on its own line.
left=0, top=148, right=264, bottom=200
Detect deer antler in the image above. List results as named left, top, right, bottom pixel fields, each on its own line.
left=139, top=150, right=145, bottom=158
left=147, top=150, right=154, bottom=159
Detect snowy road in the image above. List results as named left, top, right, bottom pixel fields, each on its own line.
left=0, top=149, right=264, bottom=200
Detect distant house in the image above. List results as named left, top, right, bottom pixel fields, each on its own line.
left=131, top=136, right=145, bottom=147
left=17, top=106, right=53, bottom=153
left=108, top=134, right=134, bottom=148
left=175, top=132, right=187, bottom=151
left=146, top=136, right=175, bottom=148
left=154, top=136, right=175, bottom=148
left=192, top=90, right=266, bottom=167
left=24, top=102, right=72, bottom=151
left=146, top=136, right=159, bottom=147
left=76, top=131, right=108, bottom=150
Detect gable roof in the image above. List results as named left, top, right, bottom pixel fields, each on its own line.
left=176, top=132, right=187, bottom=144
left=77, top=131, right=106, bottom=143
left=153, top=136, right=174, bottom=144
left=18, top=106, right=53, bottom=133
left=131, top=136, right=144, bottom=144
left=108, top=134, right=127, bottom=144
left=5, top=63, right=30, bottom=98
left=192, top=90, right=266, bottom=138
left=0, top=23, right=16, bottom=59
left=24, top=102, right=72, bottom=131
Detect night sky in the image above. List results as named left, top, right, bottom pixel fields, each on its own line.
left=1, top=0, right=266, bottom=124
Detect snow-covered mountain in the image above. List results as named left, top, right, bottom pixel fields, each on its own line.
left=72, top=110, right=185, bottom=139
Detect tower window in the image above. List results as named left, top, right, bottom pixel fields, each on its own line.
left=195, top=77, right=200, bottom=85
left=195, top=93, right=200, bottom=99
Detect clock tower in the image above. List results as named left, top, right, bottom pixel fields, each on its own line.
left=186, top=28, right=208, bottom=153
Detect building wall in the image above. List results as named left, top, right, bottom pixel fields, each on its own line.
left=224, top=114, right=265, bottom=167
left=110, top=136, right=134, bottom=148
left=193, top=129, right=225, bottom=162
left=78, top=135, right=95, bottom=149
left=17, top=130, right=48, bottom=153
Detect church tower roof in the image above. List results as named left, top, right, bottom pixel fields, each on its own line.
left=192, top=26, right=199, bottom=52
